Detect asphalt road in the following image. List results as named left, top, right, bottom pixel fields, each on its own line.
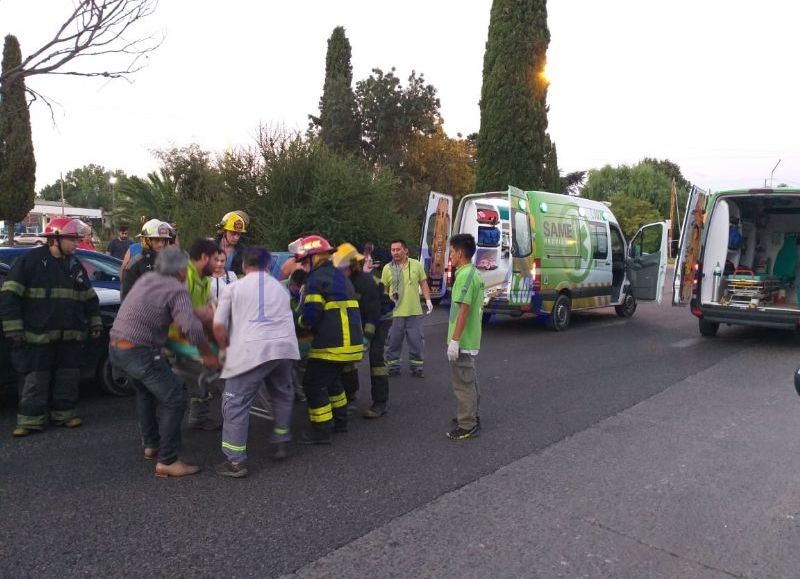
left=1, top=284, right=797, bottom=578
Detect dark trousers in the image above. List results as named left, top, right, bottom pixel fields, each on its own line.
left=341, top=319, right=391, bottom=404
left=302, top=359, right=348, bottom=431
left=15, top=341, right=83, bottom=429
left=109, top=346, right=186, bottom=465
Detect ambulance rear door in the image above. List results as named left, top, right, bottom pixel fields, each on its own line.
left=673, top=185, right=708, bottom=305
left=420, top=191, right=453, bottom=300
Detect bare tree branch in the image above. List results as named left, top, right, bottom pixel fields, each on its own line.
left=1, top=0, right=162, bottom=86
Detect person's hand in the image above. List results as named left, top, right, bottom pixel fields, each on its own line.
left=426, top=299, right=434, bottom=315
left=447, top=339, right=460, bottom=362
left=201, top=353, right=219, bottom=370
left=90, top=330, right=102, bottom=340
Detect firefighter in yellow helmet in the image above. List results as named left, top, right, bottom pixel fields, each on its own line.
left=216, top=210, right=249, bottom=277
left=295, top=235, right=364, bottom=444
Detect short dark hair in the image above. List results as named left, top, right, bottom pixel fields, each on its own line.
left=188, top=238, right=219, bottom=261
left=390, top=239, right=407, bottom=249
left=450, top=233, right=476, bottom=259
left=118, top=225, right=129, bottom=233
left=242, top=246, right=272, bottom=270
left=289, top=268, right=308, bottom=286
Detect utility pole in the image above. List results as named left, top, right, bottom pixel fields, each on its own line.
left=59, top=173, right=65, bottom=216
left=769, top=159, right=781, bottom=188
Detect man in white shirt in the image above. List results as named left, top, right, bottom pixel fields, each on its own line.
left=212, top=247, right=300, bottom=478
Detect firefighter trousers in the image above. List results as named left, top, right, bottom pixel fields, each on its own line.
left=15, top=341, right=83, bottom=429
left=340, top=319, right=391, bottom=404
left=303, top=359, right=349, bottom=430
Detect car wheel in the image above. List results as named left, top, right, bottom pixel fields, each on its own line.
left=546, top=293, right=571, bottom=331
left=98, top=355, right=135, bottom=396
left=699, top=318, right=719, bottom=337
left=615, top=292, right=637, bottom=318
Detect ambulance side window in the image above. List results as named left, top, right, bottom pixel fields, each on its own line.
left=590, top=222, right=608, bottom=260
left=511, top=209, right=532, bottom=257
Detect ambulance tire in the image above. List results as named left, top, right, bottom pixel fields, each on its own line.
left=698, top=318, right=719, bottom=337
left=615, top=292, right=637, bottom=318
left=547, top=293, right=571, bottom=332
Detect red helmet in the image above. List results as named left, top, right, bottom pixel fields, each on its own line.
left=43, top=217, right=90, bottom=239
left=294, top=235, right=334, bottom=260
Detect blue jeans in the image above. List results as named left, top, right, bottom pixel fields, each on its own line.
left=109, top=346, right=187, bottom=465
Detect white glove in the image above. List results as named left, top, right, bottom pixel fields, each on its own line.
left=426, top=299, right=433, bottom=315
left=447, top=339, right=460, bottom=362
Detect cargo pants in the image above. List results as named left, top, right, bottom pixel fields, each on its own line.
left=221, top=359, right=294, bottom=463
left=384, top=314, right=424, bottom=375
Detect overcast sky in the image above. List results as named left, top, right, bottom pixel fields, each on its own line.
left=3, top=0, right=799, bottom=193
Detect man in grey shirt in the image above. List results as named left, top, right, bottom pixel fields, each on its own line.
left=110, top=246, right=219, bottom=479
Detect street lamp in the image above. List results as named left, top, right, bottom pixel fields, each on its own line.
left=109, top=176, right=118, bottom=229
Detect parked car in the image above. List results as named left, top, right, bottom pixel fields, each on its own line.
left=13, top=232, right=48, bottom=246
left=0, top=247, right=133, bottom=396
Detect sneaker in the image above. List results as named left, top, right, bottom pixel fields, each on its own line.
left=410, top=370, right=425, bottom=378
left=446, top=424, right=480, bottom=441
left=298, top=429, right=333, bottom=445
left=451, top=416, right=481, bottom=427
left=363, top=403, right=387, bottom=419
left=215, top=460, right=249, bottom=478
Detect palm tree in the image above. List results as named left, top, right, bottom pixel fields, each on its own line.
left=114, top=170, right=177, bottom=229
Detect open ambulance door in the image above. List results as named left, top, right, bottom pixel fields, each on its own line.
left=419, top=191, right=453, bottom=300
left=627, top=221, right=668, bottom=303
left=672, top=185, right=708, bottom=305
left=507, top=185, right=536, bottom=306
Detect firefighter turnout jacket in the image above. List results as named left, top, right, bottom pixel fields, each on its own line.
left=121, top=248, right=157, bottom=300
left=299, top=260, right=364, bottom=362
left=0, top=245, right=102, bottom=343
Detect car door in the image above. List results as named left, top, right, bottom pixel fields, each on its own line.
left=628, top=221, right=668, bottom=303
left=419, top=191, right=453, bottom=300
left=673, top=185, right=708, bottom=305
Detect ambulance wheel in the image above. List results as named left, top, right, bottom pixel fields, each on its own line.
left=547, top=294, right=571, bottom=331
left=615, top=293, right=637, bottom=318
left=699, top=318, right=719, bottom=337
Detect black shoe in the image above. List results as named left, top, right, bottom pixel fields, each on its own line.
left=294, top=392, right=307, bottom=403
left=446, top=424, right=480, bottom=441
left=270, top=442, right=289, bottom=461
left=215, top=460, right=249, bottom=478
left=189, top=418, right=221, bottom=431
left=363, top=403, right=387, bottom=419
left=410, top=370, right=425, bottom=378
left=299, top=429, right=333, bottom=445
left=388, top=368, right=400, bottom=377
left=451, top=416, right=481, bottom=427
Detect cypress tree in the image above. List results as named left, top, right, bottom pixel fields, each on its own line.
left=0, top=35, right=36, bottom=239
left=310, top=26, right=360, bottom=154
left=475, top=0, right=558, bottom=192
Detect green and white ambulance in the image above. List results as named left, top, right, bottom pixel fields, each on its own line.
left=673, top=186, right=800, bottom=336
left=420, top=187, right=669, bottom=330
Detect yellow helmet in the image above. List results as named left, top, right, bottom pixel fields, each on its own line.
left=332, top=242, right=364, bottom=268
left=218, top=210, right=249, bottom=234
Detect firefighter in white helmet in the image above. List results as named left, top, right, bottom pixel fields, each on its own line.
left=121, top=219, right=174, bottom=299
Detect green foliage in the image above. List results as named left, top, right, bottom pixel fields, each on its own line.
left=248, top=135, right=414, bottom=251
left=0, top=35, right=35, bottom=234
left=309, top=26, right=360, bottom=154
left=560, top=170, right=586, bottom=196
left=607, top=193, right=662, bottom=239
left=115, top=170, right=178, bottom=231
left=582, top=162, right=674, bottom=217
left=355, top=67, right=440, bottom=172
left=38, top=164, right=125, bottom=209
left=475, top=0, right=557, bottom=192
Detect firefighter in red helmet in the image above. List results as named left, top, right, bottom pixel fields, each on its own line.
left=0, top=217, right=102, bottom=436
left=294, top=235, right=364, bottom=444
